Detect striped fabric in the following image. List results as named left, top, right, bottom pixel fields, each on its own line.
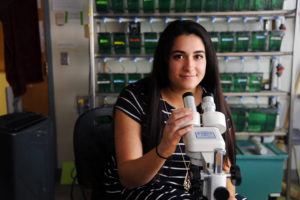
left=102, top=81, right=247, bottom=200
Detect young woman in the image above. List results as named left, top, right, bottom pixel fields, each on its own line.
left=110, top=20, right=245, bottom=200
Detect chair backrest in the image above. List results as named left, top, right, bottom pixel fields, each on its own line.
left=73, top=107, right=114, bottom=188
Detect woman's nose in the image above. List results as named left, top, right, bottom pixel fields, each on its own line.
left=184, top=57, right=194, bottom=70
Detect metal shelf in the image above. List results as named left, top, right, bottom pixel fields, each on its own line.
left=236, top=129, right=287, bottom=136
left=95, top=52, right=292, bottom=60
left=216, top=51, right=292, bottom=57
left=223, top=90, right=288, bottom=97
left=94, top=9, right=295, bottom=18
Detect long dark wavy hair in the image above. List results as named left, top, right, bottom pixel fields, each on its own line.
left=141, top=20, right=236, bottom=165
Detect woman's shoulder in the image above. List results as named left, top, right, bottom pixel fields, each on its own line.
left=115, top=77, right=151, bottom=123
left=116, top=77, right=151, bottom=110
left=120, top=77, right=151, bottom=99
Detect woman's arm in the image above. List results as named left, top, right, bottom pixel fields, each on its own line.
left=114, top=108, right=194, bottom=189
left=114, top=109, right=166, bottom=189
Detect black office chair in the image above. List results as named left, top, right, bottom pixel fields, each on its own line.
left=73, top=107, right=115, bottom=200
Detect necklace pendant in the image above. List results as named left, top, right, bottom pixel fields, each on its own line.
left=183, top=172, right=191, bottom=191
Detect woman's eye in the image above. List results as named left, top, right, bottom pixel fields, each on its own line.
left=173, top=54, right=183, bottom=59
left=195, top=55, right=203, bottom=59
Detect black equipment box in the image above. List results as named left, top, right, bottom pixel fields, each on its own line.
left=0, top=112, right=55, bottom=200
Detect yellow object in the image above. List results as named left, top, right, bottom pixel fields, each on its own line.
left=0, top=73, right=9, bottom=116
left=77, top=98, right=84, bottom=105
left=114, top=41, right=125, bottom=45
left=60, top=162, right=78, bottom=184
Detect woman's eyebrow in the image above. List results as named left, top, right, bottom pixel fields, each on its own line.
left=170, top=50, right=205, bottom=54
left=194, top=50, right=206, bottom=54
left=170, top=50, right=185, bottom=54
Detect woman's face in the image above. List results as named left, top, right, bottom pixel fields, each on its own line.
left=168, top=34, right=206, bottom=92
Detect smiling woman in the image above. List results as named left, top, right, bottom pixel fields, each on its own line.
left=101, top=20, right=247, bottom=200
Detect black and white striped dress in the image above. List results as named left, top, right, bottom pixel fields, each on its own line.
left=102, top=80, right=247, bottom=200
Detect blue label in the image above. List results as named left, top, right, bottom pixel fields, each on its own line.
left=195, top=131, right=216, bottom=139
left=221, top=38, right=234, bottom=42
left=256, top=35, right=266, bottom=39
left=114, top=80, right=124, bottom=83
left=237, top=79, right=247, bottom=83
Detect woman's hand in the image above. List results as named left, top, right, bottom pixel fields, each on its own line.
left=157, top=108, right=194, bottom=158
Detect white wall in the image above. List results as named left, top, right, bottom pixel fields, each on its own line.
left=49, top=1, right=90, bottom=167
left=48, top=0, right=300, bottom=169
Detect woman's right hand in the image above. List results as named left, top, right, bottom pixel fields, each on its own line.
left=157, top=108, right=195, bottom=158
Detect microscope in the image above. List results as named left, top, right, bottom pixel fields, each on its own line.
left=182, top=92, right=241, bottom=200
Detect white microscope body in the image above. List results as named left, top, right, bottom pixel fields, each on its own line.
left=182, top=92, right=237, bottom=200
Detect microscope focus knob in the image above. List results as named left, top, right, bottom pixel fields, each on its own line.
left=214, top=186, right=229, bottom=200
left=230, top=165, right=242, bottom=186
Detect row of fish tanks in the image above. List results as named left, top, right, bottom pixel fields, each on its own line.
left=97, top=31, right=284, bottom=54
left=95, top=0, right=285, bottom=13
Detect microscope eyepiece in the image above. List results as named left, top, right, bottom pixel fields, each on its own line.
left=202, top=92, right=214, bottom=98
left=182, top=92, right=197, bottom=112
left=182, top=92, right=194, bottom=99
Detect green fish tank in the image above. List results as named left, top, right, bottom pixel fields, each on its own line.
left=204, top=0, right=219, bottom=11
left=143, top=0, right=155, bottom=13
left=252, top=0, right=268, bottom=10
left=209, top=32, right=220, bottom=52
left=220, top=32, right=234, bottom=52
left=190, top=0, right=203, bottom=12
left=113, top=33, right=126, bottom=54
left=128, top=33, right=142, bottom=54
left=98, top=33, right=111, bottom=54
left=248, top=73, right=263, bottom=92
left=97, top=73, right=112, bottom=93
left=220, top=73, right=233, bottom=92
left=235, top=32, right=250, bottom=52
left=95, top=0, right=109, bottom=13
left=230, top=106, right=247, bottom=132
left=268, top=31, right=284, bottom=51
left=144, top=32, right=158, bottom=54
left=220, top=0, right=235, bottom=11
left=269, top=0, right=284, bottom=10
left=247, top=106, right=277, bottom=132
left=112, top=73, right=127, bottom=93
left=128, top=73, right=142, bottom=84
left=251, top=31, right=268, bottom=52
left=233, top=73, right=248, bottom=92
left=236, top=0, right=252, bottom=11
left=159, top=0, right=171, bottom=12
left=111, top=0, right=124, bottom=13
left=175, top=0, right=187, bottom=12
left=127, top=0, right=140, bottom=13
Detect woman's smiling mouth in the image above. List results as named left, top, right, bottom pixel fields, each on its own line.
left=180, top=75, right=196, bottom=79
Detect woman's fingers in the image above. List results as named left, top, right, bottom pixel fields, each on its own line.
left=167, top=108, right=193, bottom=128
left=176, top=124, right=193, bottom=137
left=160, top=108, right=196, bottom=155
left=164, top=108, right=195, bottom=139
left=170, top=108, right=193, bottom=120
